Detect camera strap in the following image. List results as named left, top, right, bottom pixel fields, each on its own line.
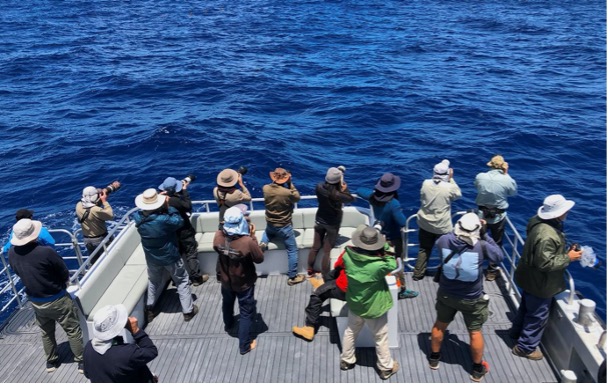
left=78, top=208, right=92, bottom=224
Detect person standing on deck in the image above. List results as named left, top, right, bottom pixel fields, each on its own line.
left=214, top=206, right=264, bottom=355
left=134, top=188, right=198, bottom=323
left=306, top=166, right=354, bottom=280
left=339, top=225, right=399, bottom=380
left=260, top=167, right=304, bottom=286
left=2, top=209, right=55, bottom=254
left=213, top=168, right=252, bottom=226
left=510, top=194, right=582, bottom=360
left=357, top=172, right=418, bottom=299
left=413, top=159, right=462, bottom=280
left=475, top=154, right=517, bottom=281
left=8, top=219, right=84, bottom=374
left=428, top=212, right=503, bottom=382
left=83, top=304, right=158, bottom=383
left=75, top=182, right=120, bottom=264
left=158, top=176, right=209, bottom=286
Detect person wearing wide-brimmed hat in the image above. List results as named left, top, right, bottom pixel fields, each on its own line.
left=7, top=219, right=84, bottom=374
left=213, top=168, right=252, bottom=225
left=339, top=225, right=399, bottom=380
left=474, top=154, right=518, bottom=281
left=510, top=194, right=582, bottom=361
left=260, top=167, right=304, bottom=286
left=356, top=172, right=418, bottom=299
left=83, top=304, right=158, bottom=383
left=428, top=213, right=503, bottom=381
left=414, top=159, right=462, bottom=281
left=133, top=188, right=199, bottom=323
left=158, top=176, right=209, bottom=286
left=2, top=209, right=56, bottom=254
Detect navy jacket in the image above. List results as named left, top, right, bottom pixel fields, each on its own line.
left=134, top=207, right=183, bottom=266
left=83, top=329, right=158, bottom=383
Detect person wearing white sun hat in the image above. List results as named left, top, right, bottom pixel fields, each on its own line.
left=511, top=194, right=582, bottom=361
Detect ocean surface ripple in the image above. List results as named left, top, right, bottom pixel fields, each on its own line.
left=0, top=0, right=605, bottom=321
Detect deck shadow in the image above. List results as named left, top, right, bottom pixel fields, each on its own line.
left=416, top=331, right=471, bottom=373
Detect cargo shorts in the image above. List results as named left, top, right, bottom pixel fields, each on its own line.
left=435, top=289, right=489, bottom=331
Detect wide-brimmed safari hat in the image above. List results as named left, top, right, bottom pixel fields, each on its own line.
left=92, top=304, right=128, bottom=341
left=269, top=168, right=291, bottom=184
left=217, top=169, right=239, bottom=187
left=158, top=177, right=182, bottom=193
left=11, top=219, right=42, bottom=246
left=351, top=224, right=386, bottom=251
left=537, top=194, right=575, bottom=220
left=135, top=188, right=166, bottom=211
left=375, top=172, right=401, bottom=193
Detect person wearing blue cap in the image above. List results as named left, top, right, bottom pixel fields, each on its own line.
left=158, top=176, right=208, bottom=286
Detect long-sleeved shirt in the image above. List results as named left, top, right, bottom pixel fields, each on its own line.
left=417, top=178, right=462, bottom=234
left=474, top=169, right=517, bottom=224
left=76, top=201, right=114, bottom=237
left=356, top=188, right=405, bottom=241
left=263, top=182, right=300, bottom=227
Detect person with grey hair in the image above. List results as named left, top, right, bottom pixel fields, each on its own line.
left=413, top=159, right=461, bottom=280
left=510, top=194, right=582, bottom=361
left=8, top=219, right=84, bottom=374
left=83, top=304, right=158, bottom=383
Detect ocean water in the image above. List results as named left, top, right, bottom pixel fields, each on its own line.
left=0, top=0, right=605, bottom=324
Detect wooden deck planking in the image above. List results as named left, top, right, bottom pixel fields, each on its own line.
left=0, top=273, right=559, bottom=383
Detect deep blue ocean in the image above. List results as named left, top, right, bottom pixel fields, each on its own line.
left=0, top=0, right=605, bottom=325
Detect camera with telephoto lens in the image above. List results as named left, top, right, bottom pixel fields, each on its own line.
left=237, top=166, right=248, bottom=175
left=182, top=174, right=197, bottom=184
left=97, top=181, right=121, bottom=196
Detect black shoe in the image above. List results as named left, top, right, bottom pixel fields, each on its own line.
left=46, top=361, right=60, bottom=373
left=470, top=361, right=489, bottom=382
left=412, top=275, right=424, bottom=281
left=184, top=304, right=199, bottom=322
left=428, top=352, right=441, bottom=370
left=192, top=274, right=209, bottom=286
left=146, top=306, right=156, bottom=323
left=77, top=362, right=84, bottom=374
left=340, top=361, right=355, bottom=371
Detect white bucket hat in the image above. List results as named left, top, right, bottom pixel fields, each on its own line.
left=351, top=224, right=386, bottom=251
left=92, top=304, right=128, bottom=341
left=537, top=194, right=575, bottom=220
left=135, top=188, right=166, bottom=211
left=11, top=219, right=43, bottom=246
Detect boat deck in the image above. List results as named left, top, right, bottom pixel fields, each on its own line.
left=0, top=273, right=558, bottom=383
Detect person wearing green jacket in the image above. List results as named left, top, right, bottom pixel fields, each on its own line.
left=511, top=194, right=582, bottom=360
left=339, top=225, right=399, bottom=381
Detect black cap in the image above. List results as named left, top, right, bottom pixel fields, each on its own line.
left=15, top=209, right=34, bottom=221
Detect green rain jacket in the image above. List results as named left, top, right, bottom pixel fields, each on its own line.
left=343, top=245, right=396, bottom=319
left=515, top=215, right=571, bottom=299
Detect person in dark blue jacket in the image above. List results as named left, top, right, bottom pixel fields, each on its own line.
left=84, top=304, right=158, bottom=383
left=357, top=172, right=418, bottom=299
left=134, top=188, right=198, bottom=322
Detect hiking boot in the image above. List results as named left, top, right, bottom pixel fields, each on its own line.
left=428, top=352, right=441, bottom=370
left=309, top=276, right=325, bottom=290
left=485, top=270, right=498, bottom=281
left=292, top=325, right=315, bottom=341
left=46, top=361, right=60, bottom=373
left=470, top=361, right=489, bottom=382
left=183, top=304, right=199, bottom=322
left=240, top=339, right=257, bottom=355
left=340, top=361, right=355, bottom=371
left=379, top=361, right=400, bottom=380
left=259, top=242, right=268, bottom=251
left=398, top=289, right=419, bottom=299
left=146, top=306, right=156, bottom=323
left=287, top=274, right=306, bottom=286
left=192, top=274, right=209, bottom=286
left=512, top=345, right=543, bottom=360
left=77, top=362, right=84, bottom=374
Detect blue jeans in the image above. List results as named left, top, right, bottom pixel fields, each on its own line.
left=511, top=291, right=552, bottom=353
left=221, top=285, right=256, bottom=354
left=147, top=259, right=193, bottom=314
left=261, top=223, right=299, bottom=278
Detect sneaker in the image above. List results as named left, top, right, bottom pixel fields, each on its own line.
left=379, top=361, right=400, bottom=380
left=240, top=339, right=257, bottom=355
left=428, top=352, right=441, bottom=370
left=398, top=289, right=419, bottom=299
left=292, top=325, right=315, bottom=341
left=340, top=361, right=355, bottom=371
left=512, top=345, right=543, bottom=360
left=306, top=268, right=315, bottom=278
left=77, top=362, right=84, bottom=374
left=146, top=306, right=156, bottom=323
left=183, top=304, right=199, bottom=322
left=46, top=361, right=60, bottom=373
left=259, top=242, right=268, bottom=251
left=485, top=270, right=498, bottom=281
left=192, top=274, right=209, bottom=286
left=287, top=274, right=306, bottom=286
left=470, top=361, right=489, bottom=382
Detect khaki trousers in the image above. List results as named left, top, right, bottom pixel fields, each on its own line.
left=340, top=312, right=393, bottom=371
